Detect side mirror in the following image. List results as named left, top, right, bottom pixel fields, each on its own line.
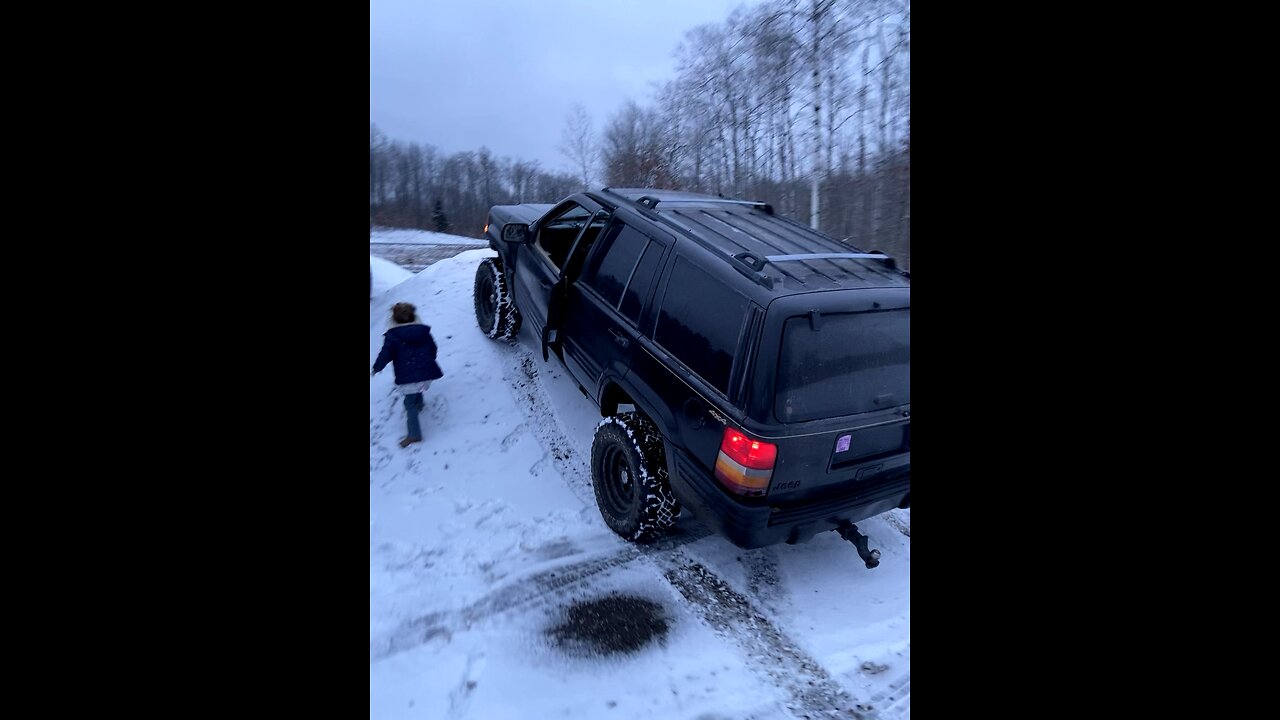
left=501, top=223, right=530, bottom=244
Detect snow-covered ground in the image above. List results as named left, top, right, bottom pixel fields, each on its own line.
left=371, top=255, right=413, bottom=297
left=371, top=226, right=489, bottom=245
left=370, top=242, right=911, bottom=720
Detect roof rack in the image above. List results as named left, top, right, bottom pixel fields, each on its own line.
left=602, top=188, right=772, bottom=214
left=735, top=251, right=899, bottom=273
left=765, top=252, right=891, bottom=264
left=638, top=196, right=773, bottom=214
left=601, top=189, right=907, bottom=288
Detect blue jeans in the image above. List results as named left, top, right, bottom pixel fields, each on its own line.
left=403, top=393, right=424, bottom=440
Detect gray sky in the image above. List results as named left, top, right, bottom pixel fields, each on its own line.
left=370, top=0, right=759, bottom=175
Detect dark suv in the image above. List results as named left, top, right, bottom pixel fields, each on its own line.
left=473, top=188, right=909, bottom=551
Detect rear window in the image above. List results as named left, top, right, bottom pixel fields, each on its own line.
left=774, top=309, right=910, bottom=422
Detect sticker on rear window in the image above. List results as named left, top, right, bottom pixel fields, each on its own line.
left=836, top=434, right=851, bottom=453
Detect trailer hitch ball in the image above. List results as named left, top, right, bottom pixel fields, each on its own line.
left=838, top=523, right=881, bottom=569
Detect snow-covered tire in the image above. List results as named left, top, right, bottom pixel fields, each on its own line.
left=474, top=257, right=521, bottom=341
left=590, top=412, right=680, bottom=543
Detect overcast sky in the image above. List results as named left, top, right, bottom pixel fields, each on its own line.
left=370, top=0, right=761, bottom=175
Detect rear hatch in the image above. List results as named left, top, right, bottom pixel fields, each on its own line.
left=740, top=287, right=910, bottom=505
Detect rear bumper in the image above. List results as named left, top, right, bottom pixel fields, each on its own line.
left=667, top=446, right=910, bottom=549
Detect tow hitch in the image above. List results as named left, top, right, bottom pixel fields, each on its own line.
left=838, top=523, right=881, bottom=569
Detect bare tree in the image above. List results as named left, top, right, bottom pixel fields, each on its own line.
left=533, top=170, right=580, bottom=202
left=559, top=103, right=598, bottom=190
left=602, top=101, right=677, bottom=188
left=369, top=0, right=908, bottom=266
left=370, top=124, right=391, bottom=224
left=509, top=159, right=540, bottom=203
left=805, top=0, right=840, bottom=230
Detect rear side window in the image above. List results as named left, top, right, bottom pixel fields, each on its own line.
left=582, top=223, right=648, bottom=308
left=774, top=309, right=910, bottom=422
left=656, top=257, right=749, bottom=395
left=618, top=241, right=664, bottom=322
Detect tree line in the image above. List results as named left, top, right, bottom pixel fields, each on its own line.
left=371, top=0, right=908, bottom=268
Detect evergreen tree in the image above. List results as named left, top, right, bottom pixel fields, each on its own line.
left=431, top=200, right=449, bottom=232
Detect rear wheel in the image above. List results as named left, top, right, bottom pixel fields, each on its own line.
left=473, top=257, right=521, bottom=340
left=591, top=412, right=680, bottom=543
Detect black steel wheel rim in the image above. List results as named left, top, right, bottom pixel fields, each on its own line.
left=477, top=272, right=496, bottom=326
left=600, top=443, right=636, bottom=516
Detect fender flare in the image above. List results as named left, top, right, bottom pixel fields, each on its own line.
left=596, top=373, right=679, bottom=448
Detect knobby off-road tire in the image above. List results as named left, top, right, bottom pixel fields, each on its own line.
left=473, top=257, right=522, bottom=341
left=591, top=412, right=681, bottom=543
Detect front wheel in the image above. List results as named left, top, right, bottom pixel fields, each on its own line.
left=473, top=257, right=522, bottom=341
left=591, top=412, right=680, bottom=543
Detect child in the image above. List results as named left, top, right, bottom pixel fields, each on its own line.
left=372, top=302, right=444, bottom=447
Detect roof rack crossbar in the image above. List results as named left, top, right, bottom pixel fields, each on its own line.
left=769, top=213, right=905, bottom=281
left=652, top=198, right=771, bottom=211
left=705, top=210, right=834, bottom=285
left=673, top=210, right=806, bottom=287
left=618, top=192, right=772, bottom=213
left=765, top=253, right=889, bottom=262
left=722, top=210, right=852, bottom=283
left=765, top=252, right=898, bottom=270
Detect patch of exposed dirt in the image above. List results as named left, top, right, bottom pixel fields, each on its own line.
left=548, top=594, right=669, bottom=656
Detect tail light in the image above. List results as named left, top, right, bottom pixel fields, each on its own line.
left=714, top=427, right=777, bottom=496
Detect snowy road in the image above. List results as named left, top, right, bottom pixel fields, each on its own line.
left=370, top=242, right=488, bottom=272
left=370, top=244, right=910, bottom=720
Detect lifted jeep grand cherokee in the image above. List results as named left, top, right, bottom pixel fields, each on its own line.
left=474, top=188, right=909, bottom=563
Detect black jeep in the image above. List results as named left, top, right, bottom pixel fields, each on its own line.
left=473, top=188, right=909, bottom=555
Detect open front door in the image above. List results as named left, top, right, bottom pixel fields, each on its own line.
left=542, top=209, right=612, bottom=362
left=541, top=280, right=565, bottom=362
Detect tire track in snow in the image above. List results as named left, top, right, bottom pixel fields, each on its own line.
left=370, top=528, right=709, bottom=661
left=500, top=348, right=594, bottom=504
left=884, top=509, right=911, bottom=538
left=743, top=547, right=787, bottom=617
left=656, top=552, right=880, bottom=720
left=864, top=673, right=910, bottom=719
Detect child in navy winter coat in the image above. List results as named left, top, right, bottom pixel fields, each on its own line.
left=372, top=302, right=444, bottom=447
